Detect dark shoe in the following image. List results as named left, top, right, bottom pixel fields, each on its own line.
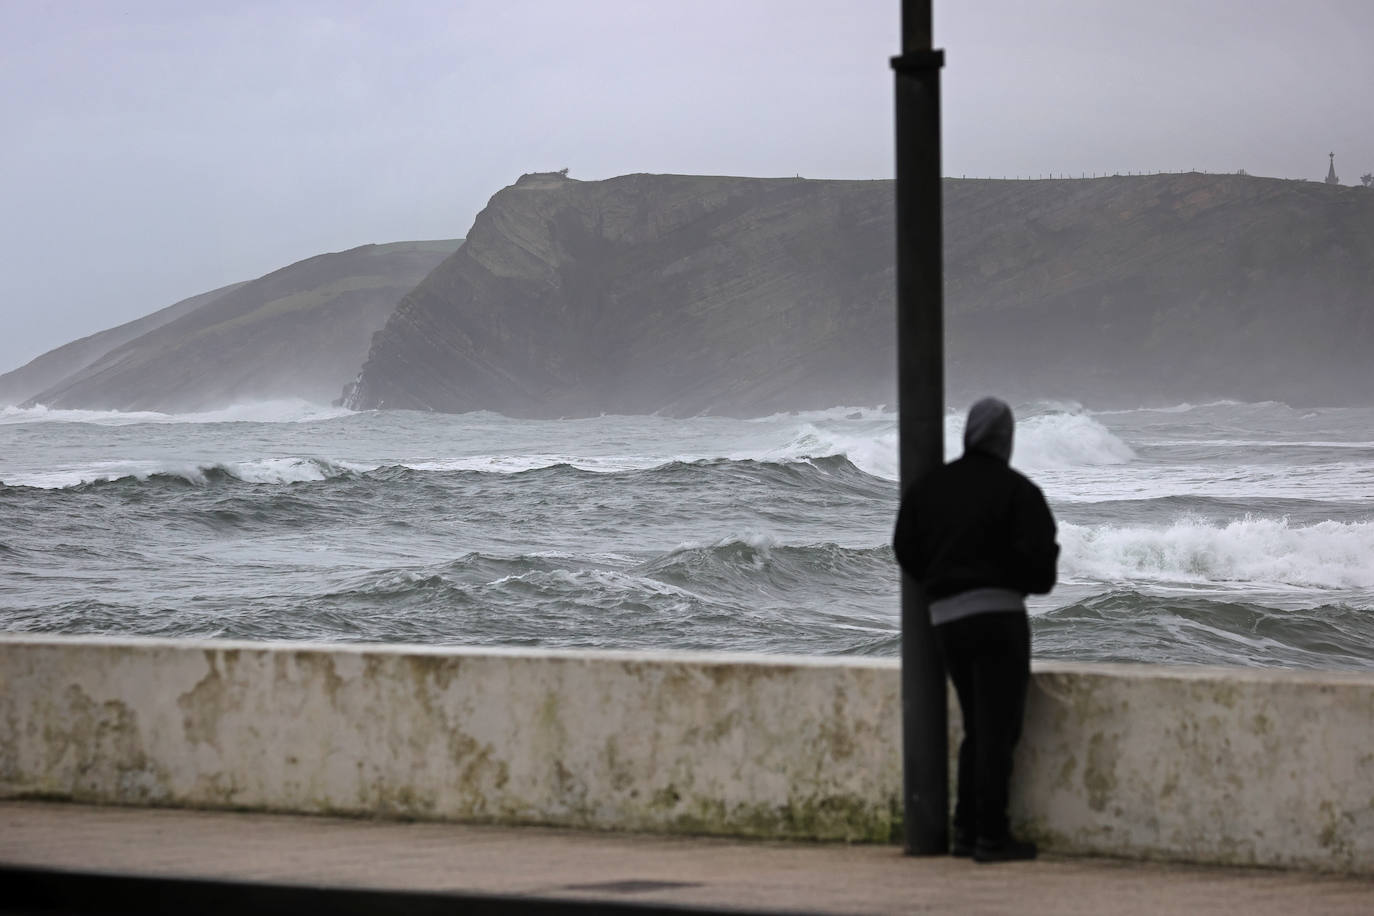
left=951, top=834, right=976, bottom=857
left=973, top=837, right=1037, bottom=863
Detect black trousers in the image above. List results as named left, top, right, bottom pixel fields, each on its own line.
left=935, top=610, right=1031, bottom=844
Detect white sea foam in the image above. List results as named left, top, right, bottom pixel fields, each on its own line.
left=1012, top=413, right=1137, bottom=469
left=0, top=407, right=1136, bottom=489
left=1145, top=438, right=1374, bottom=450
left=219, top=457, right=360, bottom=483
left=1060, top=517, right=1374, bottom=589
left=745, top=405, right=892, bottom=423
left=8, top=456, right=360, bottom=489
left=760, top=423, right=900, bottom=479
left=12, top=460, right=199, bottom=489
left=182, top=401, right=354, bottom=424
left=760, top=410, right=1135, bottom=480
left=1091, top=399, right=1286, bottom=416
left=945, top=410, right=1137, bottom=468
left=1, top=399, right=351, bottom=426
left=1, top=405, right=178, bottom=426
left=1018, top=399, right=1089, bottom=416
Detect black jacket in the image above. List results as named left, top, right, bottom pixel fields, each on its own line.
left=892, top=451, right=1059, bottom=602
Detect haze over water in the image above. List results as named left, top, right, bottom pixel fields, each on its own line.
left=2, top=399, right=1371, bottom=670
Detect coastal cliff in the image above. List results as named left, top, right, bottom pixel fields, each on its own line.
left=12, top=240, right=460, bottom=411
left=344, top=173, right=894, bottom=416
left=12, top=172, right=1371, bottom=416
left=0, top=282, right=244, bottom=407
left=346, top=171, right=1374, bottom=414
left=942, top=173, right=1374, bottom=406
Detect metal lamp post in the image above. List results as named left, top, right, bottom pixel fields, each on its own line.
left=891, top=0, right=948, bottom=856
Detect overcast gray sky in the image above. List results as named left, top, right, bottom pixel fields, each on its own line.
left=2, top=0, right=1370, bottom=373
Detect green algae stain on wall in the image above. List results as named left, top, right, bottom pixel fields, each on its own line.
left=402, top=653, right=462, bottom=698
left=177, top=651, right=227, bottom=749
left=447, top=728, right=511, bottom=817
left=1055, top=754, right=1078, bottom=792
left=647, top=788, right=901, bottom=843
left=9, top=640, right=1374, bottom=873
left=1316, top=800, right=1360, bottom=866
left=292, top=649, right=347, bottom=704
left=42, top=681, right=171, bottom=804
left=1083, top=732, right=1120, bottom=813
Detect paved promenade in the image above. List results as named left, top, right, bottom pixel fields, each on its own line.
left=3, top=801, right=1372, bottom=914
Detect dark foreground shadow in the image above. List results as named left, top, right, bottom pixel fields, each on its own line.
left=0, top=865, right=800, bottom=916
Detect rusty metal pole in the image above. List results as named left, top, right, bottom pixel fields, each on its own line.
left=891, top=0, right=947, bottom=855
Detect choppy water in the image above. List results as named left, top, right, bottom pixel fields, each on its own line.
left=2, top=399, right=1371, bottom=669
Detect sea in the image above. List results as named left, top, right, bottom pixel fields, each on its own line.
left=2, top=399, right=1371, bottom=671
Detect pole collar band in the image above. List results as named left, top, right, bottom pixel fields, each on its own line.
left=890, top=50, right=946, bottom=72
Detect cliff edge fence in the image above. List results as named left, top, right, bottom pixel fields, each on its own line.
left=2, top=635, right=1370, bottom=874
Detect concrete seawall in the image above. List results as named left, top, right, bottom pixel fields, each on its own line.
left=1, top=635, right=1370, bottom=873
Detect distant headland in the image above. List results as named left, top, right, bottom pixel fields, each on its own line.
left=345, top=170, right=1374, bottom=414
left=5, top=171, right=1372, bottom=415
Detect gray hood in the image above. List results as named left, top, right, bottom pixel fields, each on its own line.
left=963, top=397, right=1014, bottom=462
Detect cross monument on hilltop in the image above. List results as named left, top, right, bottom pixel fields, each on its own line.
left=1325, top=152, right=1340, bottom=185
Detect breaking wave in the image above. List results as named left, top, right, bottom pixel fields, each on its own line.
left=9, top=453, right=882, bottom=491
left=1060, top=517, right=1374, bottom=590
left=763, top=409, right=1135, bottom=480
left=1, top=399, right=352, bottom=426
left=19, top=457, right=361, bottom=490
left=760, top=424, right=900, bottom=479
left=6, top=400, right=1371, bottom=670
left=1012, top=413, right=1136, bottom=468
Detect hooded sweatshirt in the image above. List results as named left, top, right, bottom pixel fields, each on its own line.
left=892, top=398, right=1059, bottom=626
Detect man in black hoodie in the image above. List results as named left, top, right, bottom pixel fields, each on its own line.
left=892, top=397, right=1059, bottom=863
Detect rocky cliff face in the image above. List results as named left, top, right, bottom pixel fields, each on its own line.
left=942, top=174, right=1374, bottom=406
left=20, top=240, right=460, bottom=411
left=347, top=172, right=1374, bottom=414
left=345, top=173, right=896, bottom=416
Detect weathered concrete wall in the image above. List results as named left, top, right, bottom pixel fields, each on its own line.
left=1014, top=663, right=1374, bottom=873
left=0, top=636, right=902, bottom=842
left=1, top=635, right=1371, bottom=873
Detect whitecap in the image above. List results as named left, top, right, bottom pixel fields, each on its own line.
left=221, top=456, right=361, bottom=484
left=1012, top=413, right=1137, bottom=469
left=1, top=399, right=352, bottom=426
left=744, top=404, right=892, bottom=423
left=1059, top=517, right=1374, bottom=590
left=8, top=456, right=360, bottom=489
left=759, top=422, right=900, bottom=479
